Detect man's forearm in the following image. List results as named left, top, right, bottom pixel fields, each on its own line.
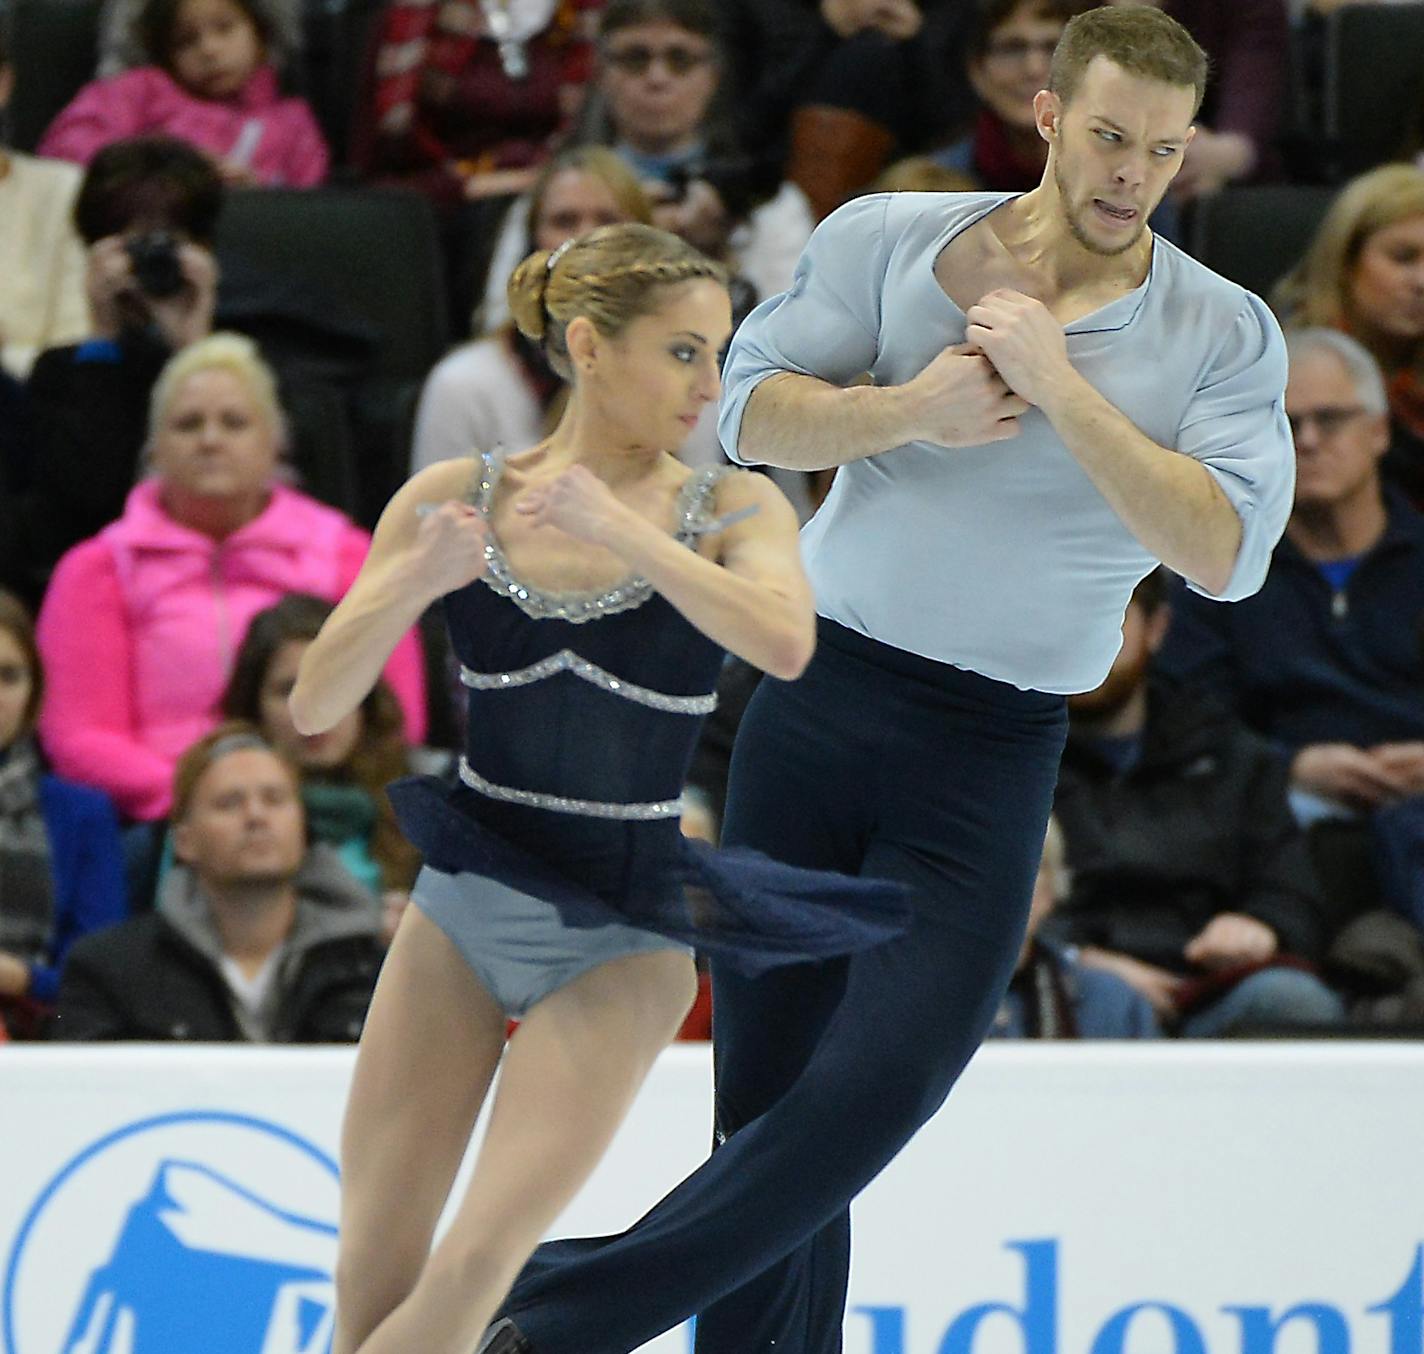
left=1041, top=370, right=1243, bottom=596
left=736, top=372, right=915, bottom=471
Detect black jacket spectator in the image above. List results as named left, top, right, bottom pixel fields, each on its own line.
left=1051, top=683, right=1328, bottom=968
left=56, top=844, right=383, bottom=1042
left=1156, top=493, right=1424, bottom=754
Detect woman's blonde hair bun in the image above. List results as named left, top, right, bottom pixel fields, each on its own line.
left=506, top=224, right=727, bottom=381
left=507, top=248, right=555, bottom=342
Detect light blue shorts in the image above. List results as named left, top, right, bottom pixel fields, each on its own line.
left=411, top=865, right=689, bottom=1017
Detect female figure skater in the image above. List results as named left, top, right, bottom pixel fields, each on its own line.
left=289, top=222, right=906, bottom=1353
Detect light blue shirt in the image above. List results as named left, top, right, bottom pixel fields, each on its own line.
left=718, top=191, right=1296, bottom=695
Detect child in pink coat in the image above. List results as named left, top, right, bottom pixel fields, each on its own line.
left=39, top=0, right=327, bottom=188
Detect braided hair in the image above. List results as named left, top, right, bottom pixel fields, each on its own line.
left=507, top=223, right=728, bottom=381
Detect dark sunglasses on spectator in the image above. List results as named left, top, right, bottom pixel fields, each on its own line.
left=1286, top=406, right=1368, bottom=439
left=603, top=43, right=713, bottom=76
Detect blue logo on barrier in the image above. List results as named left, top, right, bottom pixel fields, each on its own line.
left=3, top=1110, right=340, bottom=1354
left=850, top=1239, right=1424, bottom=1354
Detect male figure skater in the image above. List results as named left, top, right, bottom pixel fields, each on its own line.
left=485, top=7, right=1295, bottom=1352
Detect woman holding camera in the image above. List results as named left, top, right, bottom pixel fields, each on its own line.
left=18, top=137, right=226, bottom=604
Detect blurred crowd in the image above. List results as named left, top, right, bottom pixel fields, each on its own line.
left=3, top=0, right=1424, bottom=1044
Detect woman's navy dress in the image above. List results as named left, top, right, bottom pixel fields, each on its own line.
left=388, top=454, right=908, bottom=978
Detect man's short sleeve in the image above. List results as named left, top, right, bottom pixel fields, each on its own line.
left=719, top=193, right=891, bottom=465
left=1178, top=290, right=1296, bottom=602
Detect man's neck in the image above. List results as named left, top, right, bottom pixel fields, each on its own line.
left=204, top=881, right=298, bottom=979
left=996, top=178, right=1153, bottom=303
left=1286, top=483, right=1390, bottom=561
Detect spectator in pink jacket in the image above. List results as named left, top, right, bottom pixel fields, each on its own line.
left=35, top=333, right=426, bottom=822
left=38, top=0, right=327, bottom=188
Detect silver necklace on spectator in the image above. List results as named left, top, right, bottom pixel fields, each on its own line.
left=481, top=0, right=531, bottom=80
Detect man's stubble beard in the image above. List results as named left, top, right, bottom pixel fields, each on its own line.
left=1053, top=156, right=1148, bottom=259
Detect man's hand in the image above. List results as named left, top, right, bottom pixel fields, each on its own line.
left=1079, top=946, right=1183, bottom=1018
left=1368, top=742, right=1424, bottom=797
left=898, top=343, right=1030, bottom=447
left=1183, top=913, right=1278, bottom=971
left=0, top=951, right=30, bottom=999
left=821, top=0, right=922, bottom=40
left=964, top=290, right=1073, bottom=409
left=1291, top=742, right=1413, bottom=809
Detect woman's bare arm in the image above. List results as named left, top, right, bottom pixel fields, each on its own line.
left=289, top=460, right=485, bottom=735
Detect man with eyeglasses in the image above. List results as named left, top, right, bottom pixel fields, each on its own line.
left=1160, top=327, right=1424, bottom=935
left=935, top=0, right=1093, bottom=192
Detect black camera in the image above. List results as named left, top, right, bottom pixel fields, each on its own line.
left=665, top=156, right=761, bottom=222
left=125, top=231, right=186, bottom=299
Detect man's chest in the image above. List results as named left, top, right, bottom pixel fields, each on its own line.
left=931, top=219, right=1142, bottom=327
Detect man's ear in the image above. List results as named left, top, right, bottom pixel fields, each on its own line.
left=1033, top=89, right=1061, bottom=145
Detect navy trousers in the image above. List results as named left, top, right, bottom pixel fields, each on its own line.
left=504, top=620, right=1068, bottom=1354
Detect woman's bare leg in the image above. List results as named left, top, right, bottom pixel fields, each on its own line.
left=350, top=946, right=697, bottom=1354
left=332, top=905, right=508, bottom=1354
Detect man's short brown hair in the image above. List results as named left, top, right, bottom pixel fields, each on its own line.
left=1048, top=6, right=1208, bottom=118
left=172, top=722, right=301, bottom=823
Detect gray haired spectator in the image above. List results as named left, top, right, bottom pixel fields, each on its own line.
left=1157, top=328, right=1424, bottom=988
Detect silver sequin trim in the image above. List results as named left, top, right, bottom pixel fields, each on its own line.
left=460, top=648, right=717, bottom=714
left=470, top=451, right=729, bottom=624
left=458, top=757, right=683, bottom=820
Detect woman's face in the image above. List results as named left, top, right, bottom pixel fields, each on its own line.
left=534, top=170, right=632, bottom=251
left=584, top=278, right=731, bottom=451
left=152, top=368, right=280, bottom=503
left=258, top=639, right=364, bottom=770
left=1348, top=214, right=1424, bottom=345
left=170, top=0, right=265, bottom=100
left=0, top=629, right=35, bottom=752
left=600, top=20, right=718, bottom=151
left=968, top=2, right=1066, bottom=133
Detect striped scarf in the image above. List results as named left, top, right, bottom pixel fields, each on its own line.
left=0, top=739, right=55, bottom=968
